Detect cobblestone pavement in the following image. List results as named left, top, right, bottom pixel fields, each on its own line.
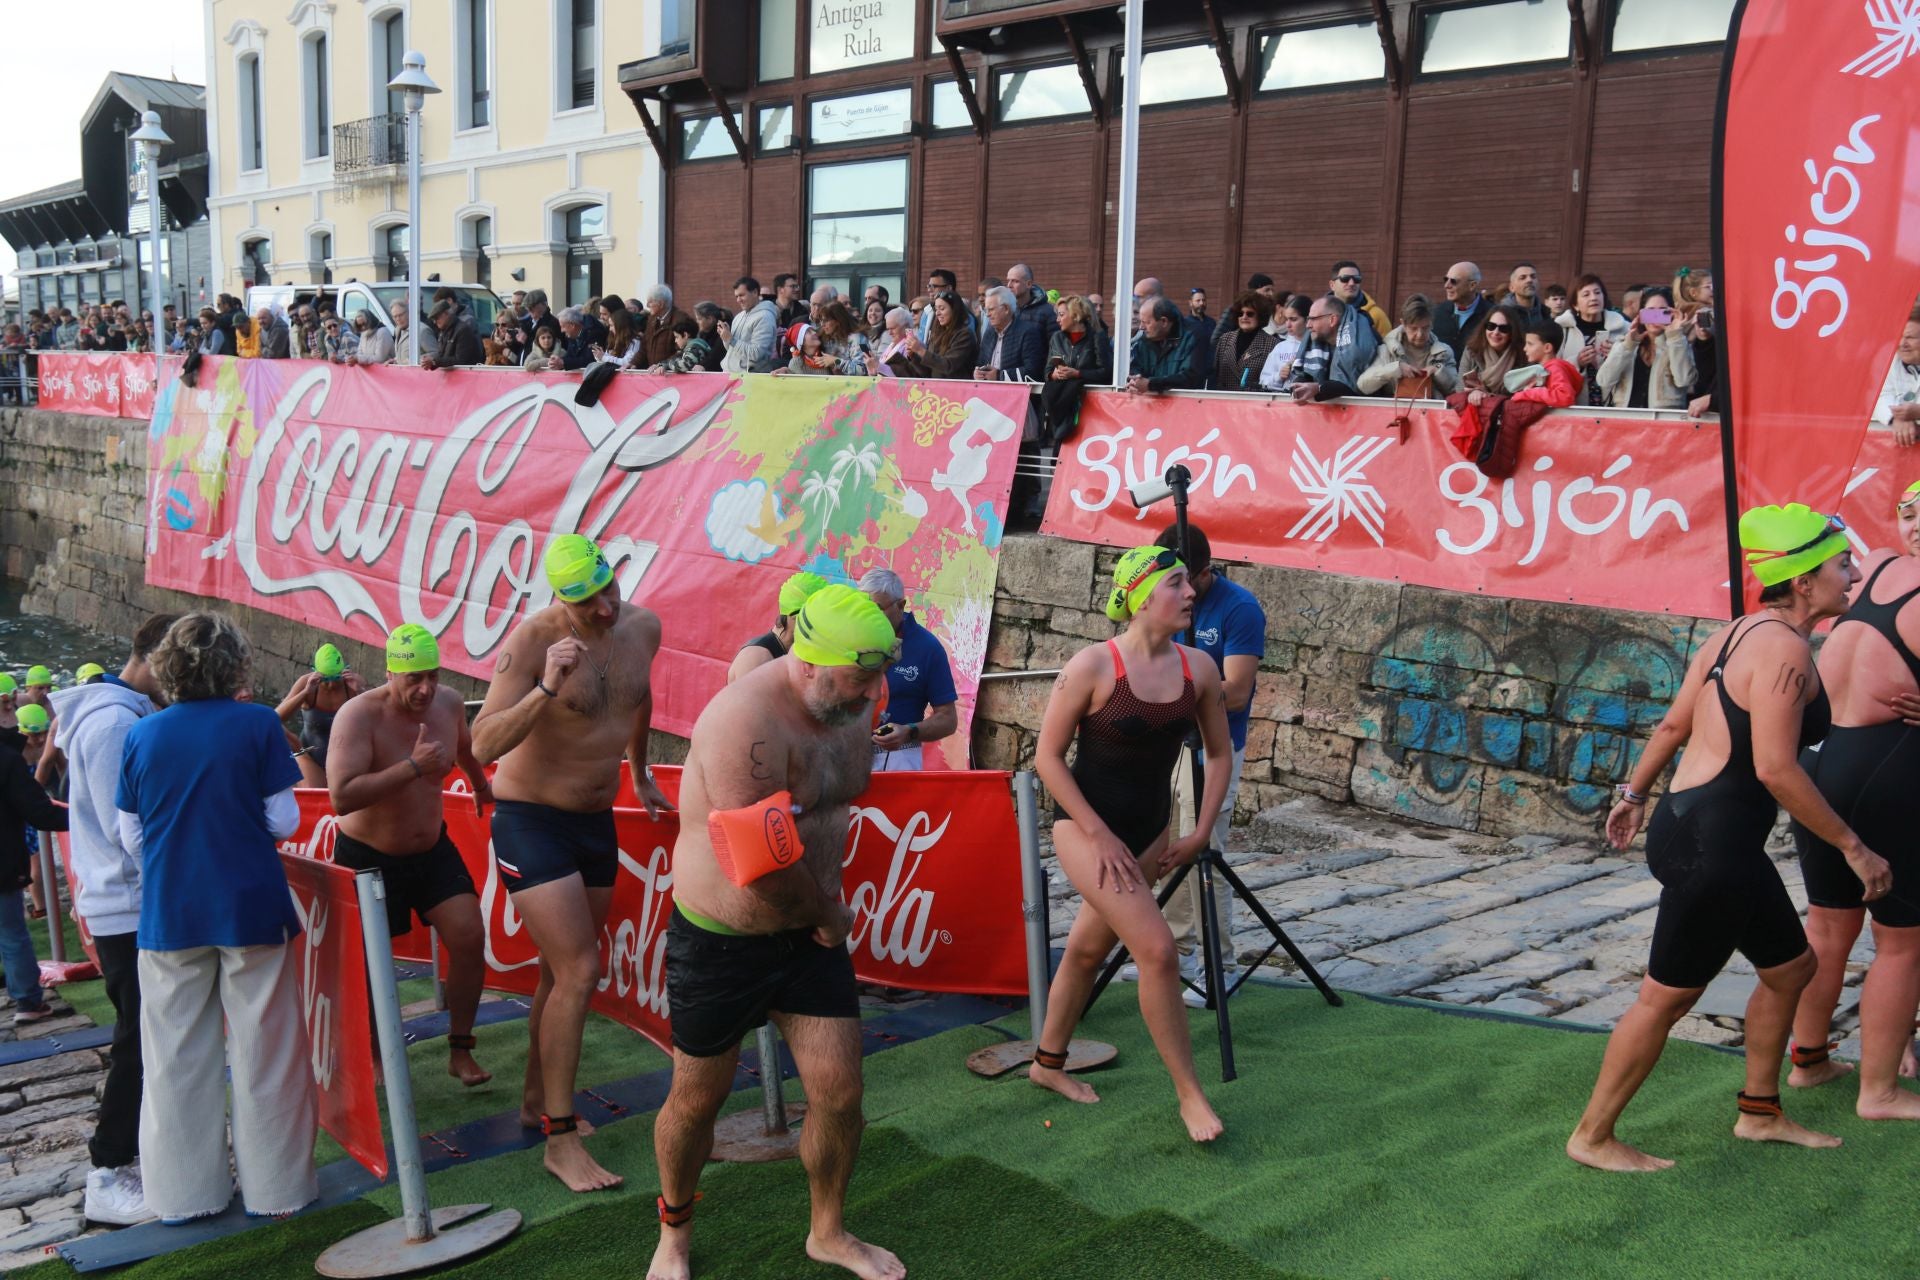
left=1045, top=796, right=1878, bottom=1055
left=0, top=990, right=112, bottom=1273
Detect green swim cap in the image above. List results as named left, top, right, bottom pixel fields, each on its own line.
left=790, top=585, right=898, bottom=670
left=545, top=533, right=614, bottom=603
left=778, top=571, right=831, bottom=618
left=24, top=665, right=53, bottom=689
left=16, top=704, right=49, bottom=733
left=0, top=675, right=14, bottom=695
left=1740, top=503, right=1849, bottom=588
left=1901, top=479, right=1920, bottom=511
left=76, top=663, right=105, bottom=683
left=313, top=644, right=347, bottom=680
left=386, top=624, right=440, bottom=674
left=1104, top=545, right=1184, bottom=622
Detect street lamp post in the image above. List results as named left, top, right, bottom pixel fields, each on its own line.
left=386, top=51, right=440, bottom=365
left=128, top=110, right=172, bottom=331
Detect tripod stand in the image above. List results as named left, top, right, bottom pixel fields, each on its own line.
left=1083, top=465, right=1341, bottom=1084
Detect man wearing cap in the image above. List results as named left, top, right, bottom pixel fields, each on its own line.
left=76, top=664, right=106, bottom=685
left=649, top=584, right=903, bottom=1280
left=327, top=625, right=494, bottom=1089
left=21, top=665, right=55, bottom=713
left=728, top=571, right=830, bottom=684
left=279, top=644, right=365, bottom=771
left=472, top=532, right=673, bottom=1194
left=0, top=700, right=66, bottom=1030
left=47, top=611, right=178, bottom=1224
left=0, top=674, right=18, bottom=734
left=859, top=567, right=957, bottom=772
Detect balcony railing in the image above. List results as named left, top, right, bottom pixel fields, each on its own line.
left=332, top=114, right=408, bottom=176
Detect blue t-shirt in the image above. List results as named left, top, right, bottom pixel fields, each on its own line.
left=1188, top=572, right=1267, bottom=751
left=117, top=699, right=305, bottom=951
left=884, top=614, right=957, bottom=728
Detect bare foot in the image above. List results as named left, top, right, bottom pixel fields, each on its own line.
left=647, top=1229, right=691, bottom=1280
left=1179, top=1094, right=1223, bottom=1143
left=543, top=1132, right=622, bottom=1192
left=1028, top=1063, right=1099, bottom=1104
left=1565, top=1132, right=1674, bottom=1172
left=521, top=1108, right=595, bottom=1136
left=805, top=1230, right=906, bottom=1280
left=1787, top=1058, right=1854, bottom=1089
left=449, top=1049, right=492, bottom=1088
left=1856, top=1085, right=1920, bottom=1121
left=1733, top=1112, right=1842, bottom=1148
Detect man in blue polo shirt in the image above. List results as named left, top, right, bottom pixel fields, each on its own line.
left=859, top=568, right=958, bottom=772
left=1154, top=523, right=1265, bottom=1004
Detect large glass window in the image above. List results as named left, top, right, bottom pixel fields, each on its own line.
left=807, top=157, right=906, bottom=303
left=661, top=0, right=695, bottom=59
left=1421, top=0, right=1572, bottom=75
left=313, top=232, right=332, bottom=284
left=565, top=205, right=605, bottom=307
left=681, top=113, right=741, bottom=161
left=243, top=237, right=273, bottom=286
left=570, top=0, right=597, bottom=108
left=1610, top=0, right=1734, bottom=52
left=383, top=225, right=409, bottom=281
left=1137, top=44, right=1228, bottom=106
left=809, top=0, right=913, bottom=75
left=809, top=86, right=912, bottom=144
left=996, top=63, right=1086, bottom=123
left=380, top=13, right=406, bottom=117
left=472, top=218, right=491, bottom=288
left=304, top=35, right=331, bottom=158
left=463, top=0, right=490, bottom=128
left=930, top=76, right=974, bottom=130
left=759, top=0, right=796, bottom=82
left=1256, top=22, right=1386, bottom=91
left=757, top=103, right=794, bottom=151
left=239, top=54, right=264, bottom=171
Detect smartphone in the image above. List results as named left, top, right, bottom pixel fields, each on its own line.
left=1639, top=305, right=1674, bottom=327
left=1045, top=356, right=1063, bottom=372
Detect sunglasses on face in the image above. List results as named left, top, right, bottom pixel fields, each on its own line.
left=1484, top=322, right=1511, bottom=333
left=1237, top=309, right=1259, bottom=319
left=1335, top=275, right=1361, bottom=285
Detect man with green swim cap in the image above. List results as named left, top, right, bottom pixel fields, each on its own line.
left=0, top=674, right=16, bottom=731
left=273, top=644, right=366, bottom=773
left=326, top=623, right=495, bottom=1090
left=648, top=583, right=903, bottom=1280
left=20, top=666, right=54, bottom=714
left=726, top=570, right=830, bottom=684
left=76, top=664, right=106, bottom=684
left=472, top=531, right=672, bottom=1194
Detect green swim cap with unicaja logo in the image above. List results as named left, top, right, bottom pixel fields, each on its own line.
left=313, top=644, right=347, bottom=680
left=790, top=585, right=898, bottom=670
left=1740, top=503, right=1850, bottom=588
left=16, top=704, right=49, bottom=733
left=545, top=533, right=615, bottom=603
left=1104, top=545, right=1185, bottom=622
left=385, top=624, right=440, bottom=674
left=778, top=571, right=831, bottom=617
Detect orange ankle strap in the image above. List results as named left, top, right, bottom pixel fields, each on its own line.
left=658, top=1192, right=702, bottom=1227
left=1737, top=1091, right=1783, bottom=1118
left=1789, top=1041, right=1833, bottom=1068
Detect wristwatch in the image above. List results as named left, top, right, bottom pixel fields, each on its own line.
left=907, top=723, right=920, bottom=743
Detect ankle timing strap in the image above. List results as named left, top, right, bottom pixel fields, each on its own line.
left=541, top=1113, right=580, bottom=1137
left=1789, top=1041, right=1833, bottom=1068
left=1737, top=1091, right=1783, bottom=1118
left=448, top=1034, right=477, bottom=1051
left=1032, top=1047, right=1068, bottom=1071
left=657, top=1192, right=702, bottom=1227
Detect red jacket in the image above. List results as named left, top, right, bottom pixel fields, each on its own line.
left=1508, top=358, right=1583, bottom=408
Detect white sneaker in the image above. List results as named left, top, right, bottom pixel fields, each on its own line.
left=1181, top=966, right=1239, bottom=1010
left=85, top=1165, right=156, bottom=1227
left=1118, top=963, right=1140, bottom=982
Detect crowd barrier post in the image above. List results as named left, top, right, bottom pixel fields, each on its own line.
left=710, top=1022, right=805, bottom=1162
left=36, top=833, right=65, bottom=965
left=965, top=772, right=1116, bottom=1077
left=315, top=871, right=521, bottom=1277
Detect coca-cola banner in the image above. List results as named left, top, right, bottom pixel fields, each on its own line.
left=144, top=359, right=1031, bottom=762
left=281, top=767, right=1028, bottom=1057
left=1042, top=392, right=1732, bottom=618
left=1716, top=0, right=1920, bottom=604
left=36, top=352, right=161, bottom=419
left=279, top=852, right=386, bottom=1180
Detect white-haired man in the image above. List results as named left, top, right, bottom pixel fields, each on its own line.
left=859, top=568, right=956, bottom=772
left=643, top=284, right=690, bottom=368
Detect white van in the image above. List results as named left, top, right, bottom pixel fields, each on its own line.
left=244, top=281, right=501, bottom=336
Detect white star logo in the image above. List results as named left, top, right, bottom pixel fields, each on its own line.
left=1285, top=434, right=1393, bottom=547
left=1843, top=0, right=1920, bottom=78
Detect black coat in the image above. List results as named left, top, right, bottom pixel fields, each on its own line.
left=1432, top=296, right=1491, bottom=360
left=0, top=740, right=66, bottom=892
left=430, top=316, right=485, bottom=368
left=976, top=317, right=1047, bottom=383
left=562, top=316, right=608, bottom=371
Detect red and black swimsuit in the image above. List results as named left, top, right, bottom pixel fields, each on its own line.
left=1054, top=641, right=1197, bottom=855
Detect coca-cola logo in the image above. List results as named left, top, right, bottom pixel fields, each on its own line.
left=843, top=806, right=952, bottom=968
left=289, top=879, right=339, bottom=1090
left=281, top=810, right=340, bottom=862
left=600, top=842, right=674, bottom=1024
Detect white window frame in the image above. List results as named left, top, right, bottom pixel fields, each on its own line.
left=367, top=4, right=409, bottom=120
left=224, top=19, right=270, bottom=190
left=290, top=1, right=335, bottom=175
left=549, top=0, right=605, bottom=142
left=450, top=0, right=497, bottom=146
left=306, top=224, right=336, bottom=282
left=370, top=214, right=412, bottom=282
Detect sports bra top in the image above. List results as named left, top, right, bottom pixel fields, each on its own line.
left=1707, top=618, right=1831, bottom=784
left=1073, top=641, right=1197, bottom=754
left=743, top=630, right=787, bottom=660
left=1833, top=557, right=1920, bottom=689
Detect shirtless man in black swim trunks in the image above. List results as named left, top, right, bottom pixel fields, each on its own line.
left=1027, top=545, right=1231, bottom=1144
left=648, top=585, right=904, bottom=1280
left=326, top=624, right=492, bottom=1087
left=1790, top=479, right=1920, bottom=1112
left=1567, top=504, right=1892, bottom=1173
left=472, top=534, right=674, bottom=1193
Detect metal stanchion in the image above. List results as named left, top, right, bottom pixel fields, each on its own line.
left=36, top=834, right=64, bottom=964
left=315, top=872, right=520, bottom=1277
left=710, top=1022, right=806, bottom=1162
left=966, top=772, right=1116, bottom=1077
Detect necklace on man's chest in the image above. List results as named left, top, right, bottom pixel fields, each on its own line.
left=568, top=622, right=613, bottom=683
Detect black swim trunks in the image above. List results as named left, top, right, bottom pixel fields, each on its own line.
left=333, top=826, right=476, bottom=937
left=489, top=798, right=617, bottom=893
left=665, top=905, right=858, bottom=1057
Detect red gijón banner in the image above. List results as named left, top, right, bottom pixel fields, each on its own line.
left=34, top=352, right=160, bottom=420
left=1716, top=0, right=1920, bottom=555
left=280, top=768, right=1027, bottom=1058
left=279, top=852, right=386, bottom=1180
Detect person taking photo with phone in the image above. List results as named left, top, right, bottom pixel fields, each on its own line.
left=1597, top=285, right=1696, bottom=410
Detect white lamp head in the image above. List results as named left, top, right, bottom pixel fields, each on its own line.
left=128, top=109, right=172, bottom=150
left=387, top=50, right=441, bottom=98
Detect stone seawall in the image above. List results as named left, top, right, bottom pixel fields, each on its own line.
left=1, top=406, right=1698, bottom=834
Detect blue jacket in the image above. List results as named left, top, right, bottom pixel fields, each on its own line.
left=1130, top=327, right=1203, bottom=392
left=978, top=316, right=1046, bottom=382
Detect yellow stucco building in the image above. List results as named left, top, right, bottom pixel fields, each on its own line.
left=205, top=0, right=658, bottom=304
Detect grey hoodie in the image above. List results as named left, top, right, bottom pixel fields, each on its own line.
left=49, top=677, right=156, bottom=936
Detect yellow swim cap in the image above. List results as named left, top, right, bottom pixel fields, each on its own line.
left=0, top=675, right=14, bottom=695
left=1740, top=503, right=1849, bottom=587
left=546, top=533, right=615, bottom=603
left=778, top=571, right=831, bottom=617
left=386, top=623, right=440, bottom=673
left=16, top=704, right=49, bottom=733
left=314, top=644, right=347, bottom=680
left=24, top=665, right=53, bottom=689
left=1104, top=546, right=1184, bottom=622
left=1901, top=479, right=1920, bottom=512
left=76, top=663, right=106, bottom=683
left=790, top=585, right=898, bottom=670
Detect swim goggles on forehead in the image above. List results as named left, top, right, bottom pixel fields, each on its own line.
left=1119, top=547, right=1180, bottom=596
left=849, top=645, right=898, bottom=672
left=1747, top=514, right=1848, bottom=567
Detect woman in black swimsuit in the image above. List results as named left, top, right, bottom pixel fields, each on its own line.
left=1029, top=545, right=1233, bottom=1143
left=1567, top=504, right=1891, bottom=1173
left=1789, top=480, right=1920, bottom=1111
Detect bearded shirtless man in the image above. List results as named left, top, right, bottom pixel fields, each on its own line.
left=647, top=585, right=905, bottom=1280
left=326, top=624, right=494, bottom=1088
left=472, top=535, right=674, bottom=1193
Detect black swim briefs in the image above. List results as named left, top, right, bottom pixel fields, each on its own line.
left=665, top=906, right=858, bottom=1058
left=489, top=798, right=618, bottom=893
left=333, top=826, right=476, bottom=937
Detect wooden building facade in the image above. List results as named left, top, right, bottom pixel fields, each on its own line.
left=620, top=0, right=1732, bottom=313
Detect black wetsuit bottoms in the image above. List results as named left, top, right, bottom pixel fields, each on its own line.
left=1794, top=722, right=1920, bottom=928
left=664, top=906, right=858, bottom=1057
left=333, top=826, right=476, bottom=937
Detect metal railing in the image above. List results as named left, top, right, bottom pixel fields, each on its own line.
left=333, top=113, right=408, bottom=175
left=0, top=350, right=36, bottom=405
